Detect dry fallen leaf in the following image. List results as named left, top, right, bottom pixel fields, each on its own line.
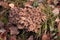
left=42, top=34, right=48, bottom=40
left=55, top=17, right=60, bottom=22
left=9, top=26, right=19, bottom=35
left=0, top=1, right=9, bottom=8
left=52, top=8, right=59, bottom=16
left=10, top=35, right=16, bottom=40
left=0, top=21, right=4, bottom=28
left=27, top=35, right=33, bottom=40
left=0, top=28, right=6, bottom=35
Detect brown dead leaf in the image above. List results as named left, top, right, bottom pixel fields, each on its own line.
left=27, top=35, right=33, bottom=40
left=9, top=26, right=19, bottom=35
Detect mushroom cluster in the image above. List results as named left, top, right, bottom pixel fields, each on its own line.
left=9, top=4, right=46, bottom=33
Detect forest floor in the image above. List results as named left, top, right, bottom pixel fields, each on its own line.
left=0, top=0, right=60, bottom=40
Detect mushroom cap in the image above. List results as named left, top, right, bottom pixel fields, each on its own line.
left=9, top=3, right=15, bottom=8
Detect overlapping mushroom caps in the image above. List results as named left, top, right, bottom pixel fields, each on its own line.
left=9, top=3, right=46, bottom=33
